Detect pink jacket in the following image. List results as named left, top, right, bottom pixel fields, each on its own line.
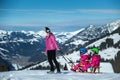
left=80, top=54, right=90, bottom=71
left=72, top=54, right=90, bottom=72
left=91, top=55, right=101, bottom=67
left=45, top=34, right=59, bottom=53
left=81, top=54, right=90, bottom=62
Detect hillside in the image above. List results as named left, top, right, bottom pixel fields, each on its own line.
left=86, top=27, right=120, bottom=73
left=24, top=24, right=120, bottom=73
left=0, top=29, right=79, bottom=69
left=0, top=20, right=120, bottom=71
left=60, top=20, right=120, bottom=54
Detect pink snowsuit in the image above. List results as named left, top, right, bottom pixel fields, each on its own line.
left=90, top=55, right=101, bottom=67
left=72, top=54, right=90, bottom=72
left=45, top=34, right=59, bottom=53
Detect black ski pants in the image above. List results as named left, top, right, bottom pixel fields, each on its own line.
left=47, top=50, right=60, bottom=72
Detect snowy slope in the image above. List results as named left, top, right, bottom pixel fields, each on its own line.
left=99, top=47, right=120, bottom=60
left=0, top=70, right=120, bottom=80
left=0, top=29, right=79, bottom=44
left=0, top=29, right=80, bottom=69
left=18, top=29, right=81, bottom=44
left=54, top=29, right=84, bottom=44
left=63, top=20, right=120, bottom=46
left=0, top=19, right=120, bottom=71
left=24, top=21, right=120, bottom=73
left=87, top=33, right=120, bottom=60
left=0, top=29, right=82, bottom=70
left=0, top=47, right=9, bottom=57
left=87, top=33, right=120, bottom=47
left=26, top=50, right=114, bottom=73
left=107, top=20, right=120, bottom=33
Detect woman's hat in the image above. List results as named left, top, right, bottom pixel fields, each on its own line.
left=45, top=27, right=50, bottom=31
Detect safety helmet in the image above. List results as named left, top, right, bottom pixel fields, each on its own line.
left=91, top=47, right=99, bottom=54
left=79, top=47, right=87, bottom=54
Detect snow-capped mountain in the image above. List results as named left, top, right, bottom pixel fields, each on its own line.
left=61, top=20, right=120, bottom=55
left=107, top=20, right=120, bottom=33
left=0, top=19, right=120, bottom=71
left=87, top=33, right=120, bottom=60
left=86, top=27, right=120, bottom=60
left=0, top=30, right=46, bottom=68
left=24, top=20, right=120, bottom=73
left=0, top=29, right=79, bottom=69
left=54, top=29, right=84, bottom=44
left=67, top=20, right=120, bottom=44
left=86, top=26, right=120, bottom=73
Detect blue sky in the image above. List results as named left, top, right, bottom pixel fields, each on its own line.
left=0, top=0, right=120, bottom=32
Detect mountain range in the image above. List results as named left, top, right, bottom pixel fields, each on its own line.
left=0, top=20, right=120, bottom=71
left=25, top=21, right=120, bottom=73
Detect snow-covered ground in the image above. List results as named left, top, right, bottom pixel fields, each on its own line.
left=26, top=50, right=114, bottom=73
left=86, top=33, right=120, bottom=60
left=87, top=33, right=120, bottom=47
left=13, top=50, right=115, bottom=80
left=0, top=70, right=120, bottom=80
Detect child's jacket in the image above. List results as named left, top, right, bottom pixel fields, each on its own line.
left=72, top=54, right=90, bottom=72
left=91, top=55, right=101, bottom=67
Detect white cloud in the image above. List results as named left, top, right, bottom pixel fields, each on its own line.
left=0, top=9, right=120, bottom=14
left=0, top=18, right=117, bottom=28
left=0, top=9, right=120, bottom=30
left=76, top=9, right=120, bottom=14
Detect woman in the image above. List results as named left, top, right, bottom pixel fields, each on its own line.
left=45, top=27, right=61, bottom=73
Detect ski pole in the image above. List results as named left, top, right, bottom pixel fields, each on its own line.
left=58, top=51, right=70, bottom=63
left=66, top=57, right=75, bottom=66
left=62, top=55, right=70, bottom=63
left=59, top=50, right=75, bottom=67
left=62, top=55, right=75, bottom=68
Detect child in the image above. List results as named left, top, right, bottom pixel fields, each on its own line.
left=71, top=48, right=90, bottom=72
left=90, top=47, right=101, bottom=73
